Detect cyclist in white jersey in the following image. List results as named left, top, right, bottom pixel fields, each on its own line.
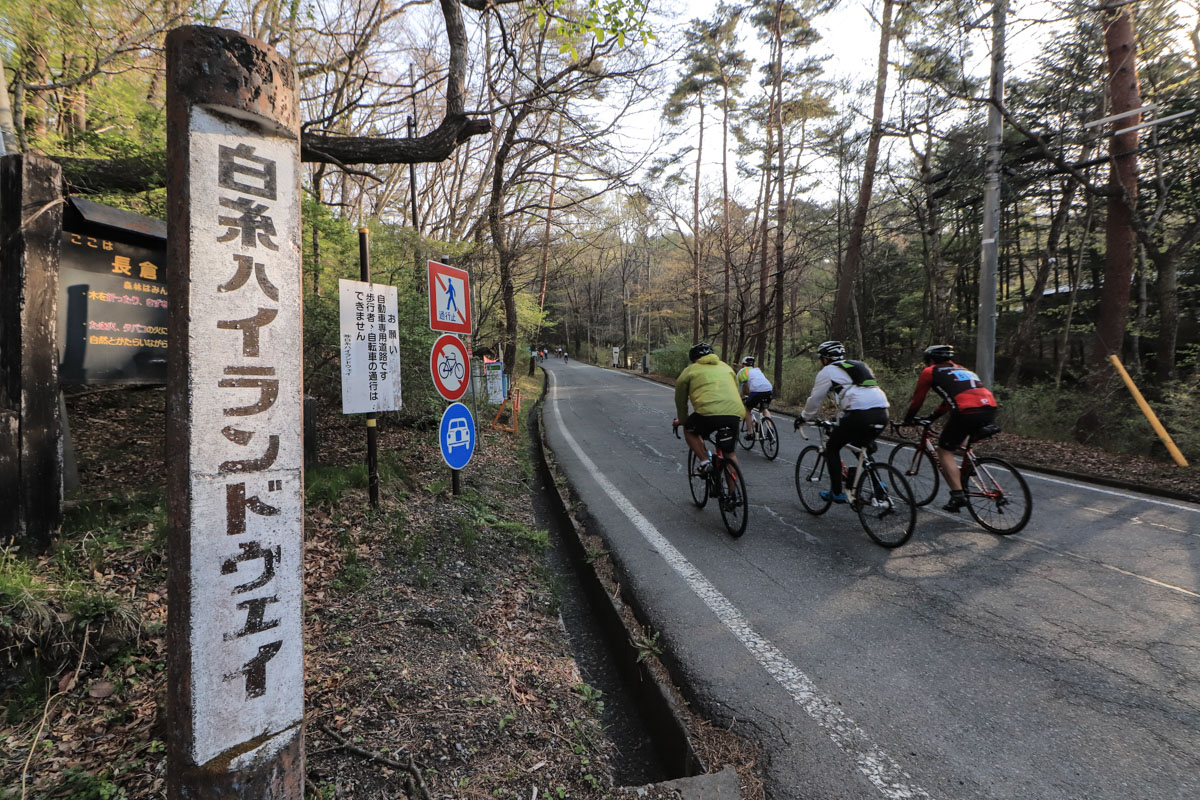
left=736, top=356, right=774, bottom=441
left=798, top=341, right=890, bottom=503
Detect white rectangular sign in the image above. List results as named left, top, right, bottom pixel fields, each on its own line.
left=339, top=279, right=402, bottom=414
left=185, top=106, right=303, bottom=765
left=484, top=361, right=505, bottom=403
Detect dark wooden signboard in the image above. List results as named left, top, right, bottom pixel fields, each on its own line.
left=58, top=197, right=168, bottom=385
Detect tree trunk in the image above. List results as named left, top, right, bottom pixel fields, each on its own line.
left=756, top=123, right=773, bottom=367
left=536, top=118, right=563, bottom=344
left=692, top=99, right=705, bottom=343
left=772, top=0, right=786, bottom=387
left=487, top=108, right=530, bottom=377
left=829, top=0, right=894, bottom=340
left=720, top=81, right=732, bottom=361
left=1091, top=1, right=1141, bottom=369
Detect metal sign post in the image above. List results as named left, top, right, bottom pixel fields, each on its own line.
left=165, top=26, right=304, bottom=798
left=359, top=228, right=378, bottom=507
left=428, top=260, right=472, bottom=494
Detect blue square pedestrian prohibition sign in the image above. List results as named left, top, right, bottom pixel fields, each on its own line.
left=439, top=402, right=476, bottom=470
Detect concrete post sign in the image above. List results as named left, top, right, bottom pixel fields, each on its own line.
left=427, top=260, right=471, bottom=334
left=339, top=278, right=402, bottom=414
left=439, top=402, right=476, bottom=470
left=165, top=27, right=304, bottom=798
left=430, top=333, right=470, bottom=402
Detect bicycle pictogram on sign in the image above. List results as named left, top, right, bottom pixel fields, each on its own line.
left=430, top=333, right=470, bottom=401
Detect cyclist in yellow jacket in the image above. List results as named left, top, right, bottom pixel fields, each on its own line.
left=672, top=342, right=745, bottom=473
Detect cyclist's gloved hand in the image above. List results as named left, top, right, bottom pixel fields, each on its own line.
left=672, top=418, right=679, bottom=433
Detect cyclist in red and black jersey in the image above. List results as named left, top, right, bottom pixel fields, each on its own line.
left=902, top=345, right=999, bottom=512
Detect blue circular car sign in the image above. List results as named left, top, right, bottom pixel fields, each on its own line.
left=439, top=402, right=475, bottom=470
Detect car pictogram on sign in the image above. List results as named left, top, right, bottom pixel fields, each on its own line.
left=446, top=418, right=471, bottom=450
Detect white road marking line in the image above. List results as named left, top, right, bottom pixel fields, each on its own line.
left=1012, top=535, right=1200, bottom=600
left=1021, top=472, right=1200, bottom=514
left=548, top=377, right=933, bottom=800
left=913, top=507, right=1200, bottom=601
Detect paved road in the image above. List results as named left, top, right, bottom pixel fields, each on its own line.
left=540, top=358, right=1200, bottom=800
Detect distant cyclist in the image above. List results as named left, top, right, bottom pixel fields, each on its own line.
left=736, top=356, right=774, bottom=442
left=798, top=340, right=890, bottom=503
left=902, top=344, right=999, bottom=512
left=672, top=342, right=744, bottom=475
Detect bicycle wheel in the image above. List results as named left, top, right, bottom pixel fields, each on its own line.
left=964, top=457, right=1032, bottom=535
left=759, top=417, right=779, bottom=460
left=794, top=445, right=832, bottom=515
left=718, top=459, right=748, bottom=538
left=453, top=362, right=465, bottom=380
left=856, top=463, right=916, bottom=548
left=738, top=419, right=755, bottom=450
left=887, top=442, right=940, bottom=506
left=687, top=451, right=708, bottom=508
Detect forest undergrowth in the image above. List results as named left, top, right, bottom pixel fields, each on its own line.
left=0, top=371, right=763, bottom=800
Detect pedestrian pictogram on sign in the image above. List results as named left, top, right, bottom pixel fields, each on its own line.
left=439, top=402, right=475, bottom=470
left=430, top=333, right=470, bottom=402
left=428, top=261, right=471, bottom=335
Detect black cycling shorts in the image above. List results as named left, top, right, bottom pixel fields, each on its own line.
left=938, top=408, right=998, bottom=451
left=743, top=391, right=773, bottom=410
left=685, top=413, right=741, bottom=453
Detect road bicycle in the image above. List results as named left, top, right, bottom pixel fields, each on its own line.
left=794, top=420, right=916, bottom=548
left=738, top=404, right=779, bottom=460
left=888, top=419, right=1032, bottom=535
left=674, top=424, right=748, bottom=538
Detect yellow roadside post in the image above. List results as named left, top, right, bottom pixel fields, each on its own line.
left=1108, top=354, right=1189, bottom=467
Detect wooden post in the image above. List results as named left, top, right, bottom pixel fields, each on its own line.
left=0, top=154, right=63, bottom=551
left=303, top=395, right=318, bottom=468
left=165, top=26, right=304, bottom=799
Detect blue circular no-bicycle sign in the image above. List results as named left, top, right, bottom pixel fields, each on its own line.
left=439, top=402, right=475, bottom=470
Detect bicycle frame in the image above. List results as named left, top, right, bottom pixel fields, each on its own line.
left=895, top=421, right=1030, bottom=533
left=799, top=422, right=870, bottom=501
left=910, top=423, right=981, bottom=492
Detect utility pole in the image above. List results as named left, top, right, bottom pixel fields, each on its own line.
left=975, top=0, right=1007, bottom=385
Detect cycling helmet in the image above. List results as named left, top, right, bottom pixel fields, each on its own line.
left=816, top=340, right=846, bottom=360
left=923, top=344, right=954, bottom=364
left=688, top=342, right=715, bottom=362
left=741, top=356, right=755, bottom=366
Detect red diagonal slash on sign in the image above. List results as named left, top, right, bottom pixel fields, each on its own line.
left=434, top=273, right=467, bottom=326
